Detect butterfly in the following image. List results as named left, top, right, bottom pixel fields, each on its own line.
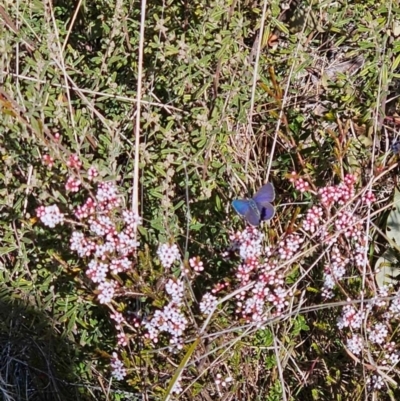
left=232, top=182, right=275, bottom=226
left=391, top=140, right=400, bottom=154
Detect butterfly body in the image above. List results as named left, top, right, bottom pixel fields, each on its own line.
left=232, top=183, right=275, bottom=226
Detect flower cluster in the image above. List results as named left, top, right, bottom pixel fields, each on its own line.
left=66, top=183, right=141, bottom=305
left=225, top=227, right=291, bottom=322
left=289, top=172, right=310, bottom=192
left=362, top=190, right=376, bottom=205
left=322, top=247, right=349, bottom=299
left=211, top=281, right=229, bottom=294
left=157, top=243, right=180, bottom=268
left=74, top=197, right=96, bottom=219
left=339, top=292, right=400, bottom=389
left=367, top=374, right=384, bottom=391
left=144, top=278, right=187, bottom=349
left=96, top=182, right=122, bottom=211
left=42, top=154, right=54, bottom=168
left=370, top=285, right=391, bottom=308
left=383, top=342, right=400, bottom=366
left=199, top=293, right=218, bottom=315
left=229, top=227, right=264, bottom=261
left=67, top=154, right=82, bottom=169
left=47, top=160, right=198, bottom=387
left=65, top=176, right=81, bottom=192
left=170, top=378, right=183, bottom=395
left=290, top=173, right=370, bottom=298
left=337, top=303, right=364, bottom=330
left=87, top=166, right=98, bottom=181
left=189, top=256, right=204, bottom=272
left=303, top=206, right=323, bottom=233
left=36, top=204, right=64, bottom=228
left=334, top=210, right=362, bottom=239
left=278, top=234, right=304, bottom=260
left=319, top=174, right=356, bottom=207
left=368, top=322, right=388, bottom=345
left=110, top=352, right=127, bottom=380
left=346, top=334, right=363, bottom=355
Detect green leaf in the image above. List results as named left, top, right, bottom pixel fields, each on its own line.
left=173, top=200, right=185, bottom=211
left=0, top=246, right=19, bottom=256
left=272, top=17, right=289, bottom=35
left=292, top=315, right=310, bottom=335
left=375, top=248, right=400, bottom=288
left=386, top=187, right=400, bottom=245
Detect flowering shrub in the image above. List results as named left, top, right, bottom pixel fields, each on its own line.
left=288, top=173, right=400, bottom=393
left=35, top=161, right=400, bottom=398
left=1, top=0, right=396, bottom=398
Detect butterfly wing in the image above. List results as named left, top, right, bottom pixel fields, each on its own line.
left=258, top=202, right=275, bottom=221
left=253, top=182, right=275, bottom=203
left=232, top=199, right=261, bottom=226
left=251, top=183, right=275, bottom=222
left=232, top=199, right=251, bottom=216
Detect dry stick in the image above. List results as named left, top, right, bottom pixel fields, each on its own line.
left=23, top=165, right=33, bottom=215
left=361, top=4, right=393, bottom=395
left=132, top=0, right=146, bottom=219
left=244, top=0, right=268, bottom=173
left=265, top=1, right=313, bottom=185
left=4, top=72, right=182, bottom=113
left=48, top=1, right=77, bottom=138
left=130, top=3, right=147, bottom=399
left=15, top=0, right=24, bottom=108
left=183, top=161, right=191, bottom=255
left=62, top=0, right=84, bottom=53
left=273, top=332, right=288, bottom=401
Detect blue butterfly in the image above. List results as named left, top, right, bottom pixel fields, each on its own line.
left=391, top=140, right=400, bottom=154
left=232, top=182, right=275, bottom=226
